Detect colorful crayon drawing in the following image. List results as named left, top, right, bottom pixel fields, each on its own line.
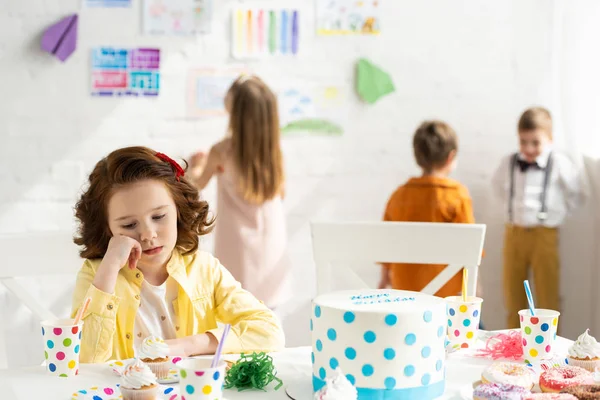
left=91, top=47, right=160, bottom=97
left=143, top=0, right=212, bottom=35
left=278, top=85, right=344, bottom=135
left=316, top=0, right=381, bottom=35
left=231, top=8, right=300, bottom=59
left=85, top=0, right=131, bottom=7
left=187, top=67, right=248, bottom=118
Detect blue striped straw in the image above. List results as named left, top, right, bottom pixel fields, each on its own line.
left=523, top=280, right=536, bottom=316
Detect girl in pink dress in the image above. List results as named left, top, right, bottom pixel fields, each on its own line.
left=189, top=75, right=291, bottom=309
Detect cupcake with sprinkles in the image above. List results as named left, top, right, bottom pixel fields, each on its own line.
left=473, top=382, right=530, bottom=400
left=314, top=368, right=357, bottom=400
left=119, top=358, right=159, bottom=400
left=567, top=329, right=600, bottom=372
left=137, top=335, right=170, bottom=379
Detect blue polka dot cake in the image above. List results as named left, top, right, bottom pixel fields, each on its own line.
left=311, top=289, right=447, bottom=399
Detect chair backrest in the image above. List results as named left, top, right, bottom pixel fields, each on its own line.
left=311, top=221, right=486, bottom=296
left=0, top=231, right=81, bottom=368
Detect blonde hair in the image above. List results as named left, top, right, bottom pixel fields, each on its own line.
left=227, top=75, right=284, bottom=204
left=518, top=107, right=553, bottom=139
left=413, top=120, right=458, bottom=173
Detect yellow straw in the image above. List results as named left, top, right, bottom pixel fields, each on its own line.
left=74, top=297, right=91, bottom=326
left=462, top=268, right=468, bottom=302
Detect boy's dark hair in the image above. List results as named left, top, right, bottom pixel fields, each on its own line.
left=413, top=120, right=458, bottom=173
left=518, top=107, right=552, bottom=139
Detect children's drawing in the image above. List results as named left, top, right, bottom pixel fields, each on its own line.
left=85, top=0, right=131, bottom=7
left=278, top=86, right=344, bottom=135
left=143, top=0, right=212, bottom=35
left=316, top=0, right=381, bottom=35
left=231, top=8, right=300, bottom=59
left=187, top=68, right=247, bottom=118
left=91, top=47, right=160, bottom=97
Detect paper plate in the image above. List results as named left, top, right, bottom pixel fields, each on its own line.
left=71, top=384, right=122, bottom=400
left=108, top=358, right=181, bottom=384
left=71, top=385, right=180, bottom=400
left=285, top=380, right=313, bottom=400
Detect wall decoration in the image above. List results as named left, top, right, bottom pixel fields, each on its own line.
left=91, top=47, right=160, bottom=97
left=355, top=58, right=394, bottom=104
left=85, top=0, right=131, bottom=7
left=187, top=67, right=247, bottom=118
left=316, top=0, right=381, bottom=35
left=143, top=0, right=212, bottom=35
left=232, top=8, right=299, bottom=59
left=279, top=85, right=344, bottom=135
left=41, top=14, right=78, bottom=62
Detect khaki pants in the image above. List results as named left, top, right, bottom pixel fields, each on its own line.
left=503, top=224, right=560, bottom=329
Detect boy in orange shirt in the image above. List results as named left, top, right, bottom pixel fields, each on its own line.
left=378, top=120, right=476, bottom=297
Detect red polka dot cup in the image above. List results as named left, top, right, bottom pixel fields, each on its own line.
left=41, top=319, right=83, bottom=377
left=519, top=309, right=560, bottom=362
left=176, top=358, right=226, bottom=399
left=445, top=296, right=483, bottom=349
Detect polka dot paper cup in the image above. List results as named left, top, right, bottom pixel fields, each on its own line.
left=445, top=296, right=483, bottom=349
left=519, top=309, right=560, bottom=362
left=41, top=319, right=83, bottom=377
left=177, top=359, right=226, bottom=399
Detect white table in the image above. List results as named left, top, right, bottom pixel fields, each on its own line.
left=0, top=336, right=573, bottom=400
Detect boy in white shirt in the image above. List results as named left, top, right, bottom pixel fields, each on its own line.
left=492, top=107, right=584, bottom=328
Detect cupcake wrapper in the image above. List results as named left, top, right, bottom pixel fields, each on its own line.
left=567, top=357, right=600, bottom=372
left=120, top=385, right=159, bottom=400
left=145, top=360, right=170, bottom=380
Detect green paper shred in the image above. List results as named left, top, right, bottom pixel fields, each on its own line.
left=224, top=352, right=283, bottom=392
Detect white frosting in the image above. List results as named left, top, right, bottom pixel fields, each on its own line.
left=312, top=289, right=446, bottom=396
left=568, top=329, right=600, bottom=359
left=482, top=362, right=536, bottom=389
left=121, top=359, right=157, bottom=389
left=314, top=368, right=357, bottom=400
left=138, top=336, right=169, bottom=360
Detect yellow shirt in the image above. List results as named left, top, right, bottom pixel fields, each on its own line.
left=71, top=249, right=285, bottom=363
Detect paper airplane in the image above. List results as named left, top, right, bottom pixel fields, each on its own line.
left=356, top=58, right=395, bottom=104
left=41, top=14, right=78, bottom=62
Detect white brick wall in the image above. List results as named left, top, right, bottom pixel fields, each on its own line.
left=1, top=0, right=597, bottom=367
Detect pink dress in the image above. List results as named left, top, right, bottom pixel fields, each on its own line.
left=213, top=160, right=292, bottom=309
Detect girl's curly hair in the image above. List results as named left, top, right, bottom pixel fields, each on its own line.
left=74, top=146, right=213, bottom=259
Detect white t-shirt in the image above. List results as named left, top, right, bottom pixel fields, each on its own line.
left=491, top=148, right=584, bottom=227
left=133, top=277, right=179, bottom=356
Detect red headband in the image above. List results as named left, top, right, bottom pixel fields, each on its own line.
left=155, top=152, right=185, bottom=181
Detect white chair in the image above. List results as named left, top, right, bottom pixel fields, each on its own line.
left=0, top=231, right=81, bottom=368
left=311, top=221, right=486, bottom=296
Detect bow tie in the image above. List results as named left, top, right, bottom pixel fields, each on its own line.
left=517, top=159, right=543, bottom=172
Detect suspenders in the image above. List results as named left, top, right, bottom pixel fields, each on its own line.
left=508, top=152, right=553, bottom=223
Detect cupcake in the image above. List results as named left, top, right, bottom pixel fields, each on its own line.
left=120, top=358, right=159, bottom=400
left=138, top=335, right=170, bottom=379
left=567, top=329, right=600, bottom=372
left=314, top=368, right=357, bottom=400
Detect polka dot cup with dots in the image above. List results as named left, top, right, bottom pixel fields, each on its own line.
left=41, top=319, right=83, bottom=378
left=519, top=309, right=560, bottom=362
left=444, top=296, right=483, bottom=349
left=176, top=358, right=226, bottom=399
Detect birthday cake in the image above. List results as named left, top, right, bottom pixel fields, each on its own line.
left=311, top=289, right=447, bottom=399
